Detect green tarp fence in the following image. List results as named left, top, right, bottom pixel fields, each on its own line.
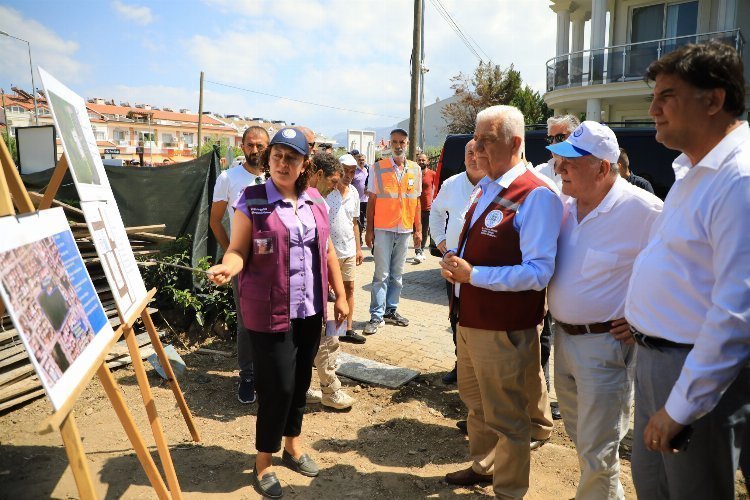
left=20, top=151, right=222, bottom=270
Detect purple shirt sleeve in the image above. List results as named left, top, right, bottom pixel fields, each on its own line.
left=232, top=189, right=251, bottom=219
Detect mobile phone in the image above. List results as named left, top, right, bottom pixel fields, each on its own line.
left=669, top=425, right=693, bottom=452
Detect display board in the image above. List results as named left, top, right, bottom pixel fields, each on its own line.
left=39, top=67, right=149, bottom=321
left=81, top=200, right=148, bottom=320
left=16, top=125, right=57, bottom=175
left=0, top=208, right=116, bottom=410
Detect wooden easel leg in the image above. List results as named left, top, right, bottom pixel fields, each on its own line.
left=0, top=135, right=34, bottom=213
left=59, top=412, right=97, bottom=500
left=96, top=363, right=170, bottom=500
left=38, top=155, right=69, bottom=210
left=123, top=324, right=183, bottom=499
left=141, top=306, right=201, bottom=442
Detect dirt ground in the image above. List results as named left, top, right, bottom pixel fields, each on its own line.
left=0, top=333, right=748, bottom=499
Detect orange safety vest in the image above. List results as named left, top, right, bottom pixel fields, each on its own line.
left=372, top=158, right=420, bottom=231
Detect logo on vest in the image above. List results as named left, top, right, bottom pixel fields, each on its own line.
left=484, top=210, right=503, bottom=228
left=250, top=206, right=272, bottom=215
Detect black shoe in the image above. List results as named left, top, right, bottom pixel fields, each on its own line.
left=456, top=420, right=467, bottom=435
left=238, top=378, right=257, bottom=404
left=340, top=329, right=366, bottom=344
left=551, top=402, right=562, bottom=420
left=442, top=366, right=458, bottom=385
left=383, top=310, right=409, bottom=326
left=282, top=449, right=319, bottom=477
left=530, top=438, right=549, bottom=451
left=253, top=466, right=283, bottom=498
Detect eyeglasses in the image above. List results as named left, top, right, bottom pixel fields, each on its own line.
left=308, top=142, right=316, bottom=148
left=545, top=133, right=567, bottom=145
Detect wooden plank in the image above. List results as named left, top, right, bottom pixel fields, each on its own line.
left=125, top=224, right=166, bottom=234
left=0, top=343, right=25, bottom=360
left=0, top=328, right=18, bottom=343
left=0, top=375, right=39, bottom=403
left=0, top=388, right=45, bottom=412
left=0, top=350, right=29, bottom=370
left=27, top=191, right=85, bottom=219
left=0, top=363, right=34, bottom=387
left=59, top=412, right=98, bottom=500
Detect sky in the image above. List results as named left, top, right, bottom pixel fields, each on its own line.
left=0, top=0, right=557, bottom=137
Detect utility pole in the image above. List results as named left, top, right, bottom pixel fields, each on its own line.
left=418, top=0, right=427, bottom=152
left=197, top=71, right=204, bottom=156
left=408, top=0, right=423, bottom=160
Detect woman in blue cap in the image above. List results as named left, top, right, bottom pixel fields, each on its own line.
left=209, top=127, right=348, bottom=498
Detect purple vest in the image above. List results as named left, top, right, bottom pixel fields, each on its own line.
left=238, top=184, right=330, bottom=333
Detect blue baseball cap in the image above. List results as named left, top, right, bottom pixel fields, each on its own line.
left=270, top=127, right=309, bottom=156
left=546, top=121, right=620, bottom=163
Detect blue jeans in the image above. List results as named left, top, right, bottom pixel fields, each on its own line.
left=369, top=229, right=411, bottom=321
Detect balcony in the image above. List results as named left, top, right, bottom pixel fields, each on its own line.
left=546, top=29, right=744, bottom=92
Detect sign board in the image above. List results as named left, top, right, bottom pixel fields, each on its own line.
left=0, top=208, right=115, bottom=410
left=39, top=67, right=149, bottom=321
left=15, top=125, right=57, bottom=175
left=103, top=148, right=120, bottom=155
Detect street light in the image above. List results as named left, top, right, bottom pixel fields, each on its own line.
left=0, top=30, right=39, bottom=125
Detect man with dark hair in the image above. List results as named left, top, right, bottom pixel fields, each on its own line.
left=363, top=128, right=422, bottom=334
left=210, top=125, right=269, bottom=404
left=626, top=41, right=750, bottom=498
left=616, top=147, right=654, bottom=194
left=414, top=152, right=436, bottom=264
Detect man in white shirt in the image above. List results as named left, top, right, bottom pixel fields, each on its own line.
left=625, top=41, right=750, bottom=498
left=535, top=114, right=579, bottom=194
left=210, top=125, right=269, bottom=404
left=430, top=139, right=482, bottom=386
left=547, top=121, right=663, bottom=499
left=440, top=105, right=562, bottom=497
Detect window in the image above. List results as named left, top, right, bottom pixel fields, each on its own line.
left=114, top=130, right=127, bottom=141
left=8, top=105, right=25, bottom=113
left=631, top=2, right=698, bottom=44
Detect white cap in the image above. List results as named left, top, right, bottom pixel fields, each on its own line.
left=338, top=153, right=357, bottom=166
left=546, top=121, right=620, bottom=164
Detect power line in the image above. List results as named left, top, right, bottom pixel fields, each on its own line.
left=429, top=0, right=489, bottom=63
left=204, top=79, right=401, bottom=119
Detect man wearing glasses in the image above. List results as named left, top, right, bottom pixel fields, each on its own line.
left=532, top=114, right=580, bottom=423
left=210, top=125, right=269, bottom=405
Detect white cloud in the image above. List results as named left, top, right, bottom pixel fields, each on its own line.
left=112, top=0, right=154, bottom=26
left=0, top=5, right=89, bottom=88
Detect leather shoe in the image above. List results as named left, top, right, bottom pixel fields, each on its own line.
left=442, top=366, right=458, bottom=385
left=530, top=438, right=549, bottom=451
left=551, top=402, right=562, bottom=420
left=253, top=466, right=283, bottom=499
left=445, top=466, right=493, bottom=486
left=282, top=449, right=319, bottom=477
left=456, top=420, right=467, bottom=435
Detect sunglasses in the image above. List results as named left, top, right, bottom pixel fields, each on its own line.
left=545, top=133, right=567, bottom=145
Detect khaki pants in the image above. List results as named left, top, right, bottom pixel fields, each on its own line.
left=457, top=323, right=547, bottom=500
left=313, top=332, right=341, bottom=393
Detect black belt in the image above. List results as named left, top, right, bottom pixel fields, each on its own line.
left=556, top=320, right=612, bottom=335
left=630, top=326, right=693, bottom=350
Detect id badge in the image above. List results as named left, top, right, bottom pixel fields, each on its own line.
left=254, top=237, right=274, bottom=254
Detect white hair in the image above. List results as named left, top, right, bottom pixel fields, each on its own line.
left=476, top=105, right=525, bottom=144
left=546, top=114, right=580, bottom=134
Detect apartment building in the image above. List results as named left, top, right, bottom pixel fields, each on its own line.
left=544, top=0, right=749, bottom=123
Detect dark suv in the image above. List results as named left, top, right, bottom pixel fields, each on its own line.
left=435, top=124, right=679, bottom=200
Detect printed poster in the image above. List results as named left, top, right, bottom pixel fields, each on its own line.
left=0, top=208, right=116, bottom=410
left=38, top=67, right=149, bottom=319
left=80, top=200, right=148, bottom=320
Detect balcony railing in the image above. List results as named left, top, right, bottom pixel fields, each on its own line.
left=546, top=29, right=744, bottom=92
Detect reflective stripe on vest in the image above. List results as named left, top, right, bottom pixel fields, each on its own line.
left=372, top=159, right=420, bottom=230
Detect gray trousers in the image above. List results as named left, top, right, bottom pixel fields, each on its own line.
left=231, top=276, right=254, bottom=380
left=632, top=344, right=750, bottom=499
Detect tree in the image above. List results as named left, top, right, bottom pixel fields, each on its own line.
left=442, top=62, right=551, bottom=134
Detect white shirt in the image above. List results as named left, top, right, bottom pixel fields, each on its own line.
left=212, top=164, right=264, bottom=232
left=326, top=186, right=359, bottom=259
left=534, top=158, right=569, bottom=202
left=548, top=176, right=663, bottom=324
left=429, top=171, right=476, bottom=250
left=455, top=161, right=563, bottom=295
left=625, top=121, right=750, bottom=425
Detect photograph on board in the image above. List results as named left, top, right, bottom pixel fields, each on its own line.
left=0, top=208, right=115, bottom=410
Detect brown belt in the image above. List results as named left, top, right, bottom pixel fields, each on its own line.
left=556, top=320, right=613, bottom=335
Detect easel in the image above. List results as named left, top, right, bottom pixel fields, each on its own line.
left=0, top=137, right=200, bottom=499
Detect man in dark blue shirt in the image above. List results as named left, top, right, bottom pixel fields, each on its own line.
left=617, top=147, right=654, bottom=194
